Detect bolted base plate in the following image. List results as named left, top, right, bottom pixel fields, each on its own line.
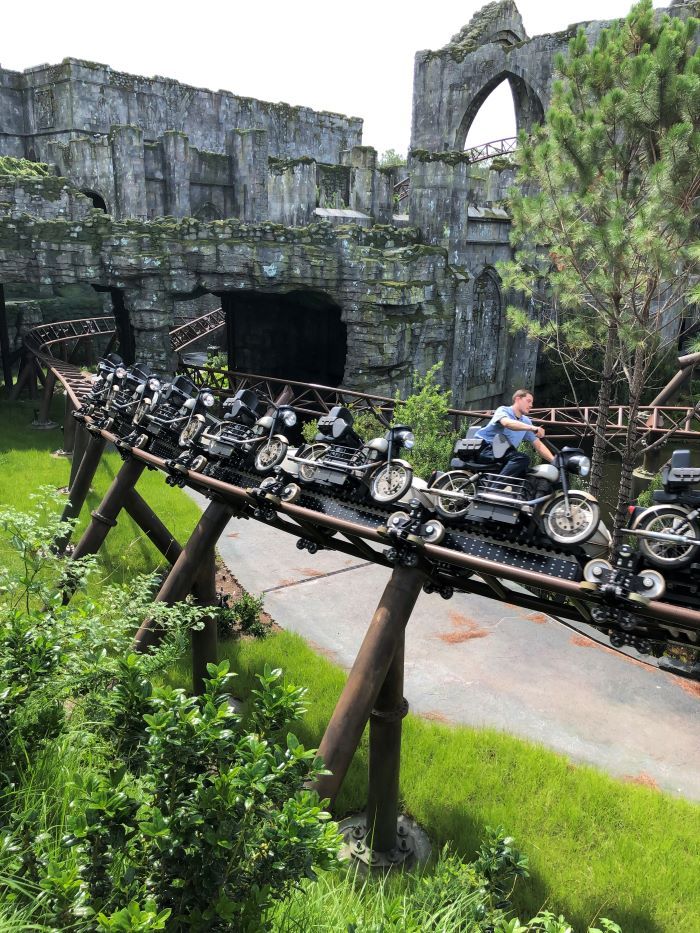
left=338, top=813, right=431, bottom=871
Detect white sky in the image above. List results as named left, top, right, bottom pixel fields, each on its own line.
left=4, top=0, right=667, bottom=155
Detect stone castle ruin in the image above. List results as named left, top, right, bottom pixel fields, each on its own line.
left=0, top=0, right=694, bottom=406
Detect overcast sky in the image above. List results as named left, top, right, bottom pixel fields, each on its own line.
left=4, top=0, right=667, bottom=155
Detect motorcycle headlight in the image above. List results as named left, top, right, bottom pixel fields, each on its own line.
left=201, top=392, right=215, bottom=408
left=115, top=366, right=127, bottom=380
left=148, top=377, right=161, bottom=391
left=569, top=455, right=590, bottom=477
left=399, top=430, right=415, bottom=450
left=282, top=409, right=297, bottom=428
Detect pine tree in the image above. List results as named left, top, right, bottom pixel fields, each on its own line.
left=500, top=0, right=700, bottom=538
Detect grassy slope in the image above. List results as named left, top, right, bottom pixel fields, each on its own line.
left=2, top=398, right=699, bottom=931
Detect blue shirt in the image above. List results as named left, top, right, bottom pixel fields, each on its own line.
left=475, top=405, right=536, bottom=449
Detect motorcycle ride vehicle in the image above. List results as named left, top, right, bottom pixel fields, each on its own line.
left=130, top=374, right=214, bottom=451
left=102, top=361, right=157, bottom=434
left=289, top=405, right=415, bottom=505
left=627, top=449, right=700, bottom=569
left=425, top=428, right=604, bottom=548
left=177, top=389, right=300, bottom=476
left=82, top=353, right=125, bottom=422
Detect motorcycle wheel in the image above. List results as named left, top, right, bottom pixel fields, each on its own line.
left=254, top=437, right=287, bottom=474
left=541, top=491, right=600, bottom=546
left=297, top=443, right=328, bottom=484
left=632, top=505, right=700, bottom=569
left=133, top=399, right=149, bottom=425
left=429, top=471, right=476, bottom=519
left=369, top=462, right=413, bottom=504
left=179, top=415, right=204, bottom=448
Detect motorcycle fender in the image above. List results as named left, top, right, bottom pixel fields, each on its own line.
left=382, top=458, right=412, bottom=470
left=271, top=433, right=289, bottom=445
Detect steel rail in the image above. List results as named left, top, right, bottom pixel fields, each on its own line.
left=89, top=424, right=700, bottom=636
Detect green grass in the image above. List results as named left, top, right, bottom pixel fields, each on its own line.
left=0, top=398, right=201, bottom=583
left=2, top=398, right=699, bottom=931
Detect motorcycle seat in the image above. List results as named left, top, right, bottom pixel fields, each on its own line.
left=663, top=449, right=700, bottom=487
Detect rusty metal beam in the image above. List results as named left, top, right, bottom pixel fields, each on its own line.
left=191, top=548, right=219, bottom=695
left=123, top=488, right=183, bottom=565
left=132, top=498, right=234, bottom=653
left=313, top=565, right=425, bottom=805
left=68, top=422, right=89, bottom=489
left=55, top=431, right=107, bottom=553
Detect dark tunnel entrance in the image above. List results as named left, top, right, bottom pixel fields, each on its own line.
left=220, top=290, right=347, bottom=385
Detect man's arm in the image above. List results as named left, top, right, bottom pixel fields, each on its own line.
left=533, top=438, right=555, bottom=462
left=498, top=415, right=545, bottom=439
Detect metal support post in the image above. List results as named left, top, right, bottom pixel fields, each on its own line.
left=62, top=398, right=77, bottom=455
left=55, top=431, right=107, bottom=553
left=68, top=422, right=90, bottom=490
left=68, top=456, right=147, bottom=565
left=366, top=630, right=407, bottom=854
left=33, top=369, right=57, bottom=427
left=314, top=565, right=424, bottom=805
left=0, top=284, right=14, bottom=393
left=132, top=499, right=234, bottom=654
left=191, top=549, right=219, bottom=696
left=123, top=488, right=183, bottom=565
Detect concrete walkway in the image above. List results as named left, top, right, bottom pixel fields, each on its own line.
left=186, top=489, right=700, bottom=800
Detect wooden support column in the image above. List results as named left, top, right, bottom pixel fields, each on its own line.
left=68, top=422, right=89, bottom=489
left=35, top=369, right=57, bottom=425
left=55, top=431, right=107, bottom=553
left=191, top=549, right=219, bottom=696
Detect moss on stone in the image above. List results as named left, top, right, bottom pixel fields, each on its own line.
left=0, top=156, right=51, bottom=178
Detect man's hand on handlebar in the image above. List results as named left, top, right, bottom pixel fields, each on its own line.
left=535, top=426, right=545, bottom=439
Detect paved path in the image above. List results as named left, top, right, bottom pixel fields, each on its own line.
left=187, top=490, right=700, bottom=800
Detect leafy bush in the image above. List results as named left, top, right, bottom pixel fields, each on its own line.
left=67, top=661, right=340, bottom=931
left=393, top=363, right=459, bottom=478
left=218, top=590, right=267, bottom=639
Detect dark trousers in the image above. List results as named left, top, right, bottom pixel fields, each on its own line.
left=477, top=444, right=530, bottom=478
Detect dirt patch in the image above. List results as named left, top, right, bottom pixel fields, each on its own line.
left=226, top=531, right=240, bottom=538
left=623, top=772, right=660, bottom=791
left=422, top=710, right=449, bottom=723
left=438, top=611, right=490, bottom=643
left=679, top=680, right=700, bottom=700
left=528, top=613, right=548, bottom=625
left=439, top=629, right=489, bottom=644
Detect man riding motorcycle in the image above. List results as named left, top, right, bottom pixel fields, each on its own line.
left=474, top=388, right=554, bottom=478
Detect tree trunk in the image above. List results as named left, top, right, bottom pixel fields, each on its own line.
left=589, top=324, right=616, bottom=500
left=612, top=344, right=647, bottom=549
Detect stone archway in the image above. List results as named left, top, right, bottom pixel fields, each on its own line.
left=454, top=70, right=545, bottom=150
left=81, top=189, right=109, bottom=212
left=220, top=289, right=347, bottom=386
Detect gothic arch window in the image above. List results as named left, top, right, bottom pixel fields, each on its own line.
left=467, top=269, right=502, bottom=387
left=455, top=71, right=545, bottom=150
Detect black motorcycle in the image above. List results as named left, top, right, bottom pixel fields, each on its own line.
left=103, top=362, right=158, bottom=433
left=175, top=388, right=266, bottom=470
left=131, top=375, right=215, bottom=451
left=627, top=449, right=700, bottom=569
left=289, top=405, right=415, bottom=505
left=82, top=353, right=124, bottom=422
left=425, top=429, right=605, bottom=548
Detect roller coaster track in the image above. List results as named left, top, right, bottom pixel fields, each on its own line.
left=13, top=312, right=700, bottom=683
left=394, top=137, right=520, bottom=206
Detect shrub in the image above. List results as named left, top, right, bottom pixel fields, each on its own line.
left=218, top=590, right=267, bottom=639
left=393, top=363, right=459, bottom=479
left=67, top=662, right=341, bottom=931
